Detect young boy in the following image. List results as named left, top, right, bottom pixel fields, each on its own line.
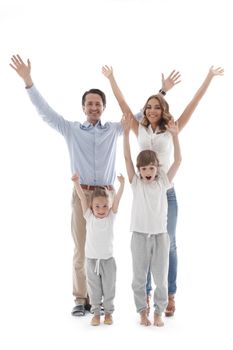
left=122, top=115, right=181, bottom=327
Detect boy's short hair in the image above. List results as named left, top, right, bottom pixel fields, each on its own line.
left=136, top=150, right=160, bottom=170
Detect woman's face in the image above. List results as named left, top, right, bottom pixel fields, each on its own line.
left=144, top=97, right=162, bottom=125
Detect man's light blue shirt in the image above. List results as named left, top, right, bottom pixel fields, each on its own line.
left=27, top=86, right=123, bottom=186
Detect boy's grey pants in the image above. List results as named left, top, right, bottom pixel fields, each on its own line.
left=131, top=232, right=170, bottom=315
left=86, top=257, right=116, bottom=315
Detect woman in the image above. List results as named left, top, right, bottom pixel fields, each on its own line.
left=102, top=64, right=224, bottom=316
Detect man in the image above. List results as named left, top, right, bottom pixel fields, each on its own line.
left=10, top=54, right=179, bottom=316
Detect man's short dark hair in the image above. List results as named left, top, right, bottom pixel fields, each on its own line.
left=82, top=89, right=106, bottom=107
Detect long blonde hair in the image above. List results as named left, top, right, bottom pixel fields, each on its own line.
left=141, top=94, right=173, bottom=133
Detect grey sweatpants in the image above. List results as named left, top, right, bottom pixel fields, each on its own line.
left=131, top=232, right=170, bottom=315
left=86, top=257, right=116, bottom=315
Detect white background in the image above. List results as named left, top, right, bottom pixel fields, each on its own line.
left=0, top=0, right=232, bottom=349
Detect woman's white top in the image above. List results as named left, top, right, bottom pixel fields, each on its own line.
left=138, top=124, right=173, bottom=174
left=84, top=208, right=115, bottom=259
left=130, top=173, right=170, bottom=235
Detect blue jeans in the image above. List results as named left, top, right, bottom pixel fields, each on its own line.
left=146, top=187, right=178, bottom=295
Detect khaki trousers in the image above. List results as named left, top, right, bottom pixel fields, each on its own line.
left=71, top=187, right=114, bottom=305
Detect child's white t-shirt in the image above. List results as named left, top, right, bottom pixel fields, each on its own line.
left=84, top=208, right=115, bottom=259
left=130, top=171, right=170, bottom=235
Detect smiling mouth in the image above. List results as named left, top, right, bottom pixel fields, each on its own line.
left=145, top=176, right=152, bottom=180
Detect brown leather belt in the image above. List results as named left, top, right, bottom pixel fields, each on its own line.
left=80, top=184, right=114, bottom=191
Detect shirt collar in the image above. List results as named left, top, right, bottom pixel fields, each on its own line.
left=81, top=120, right=104, bottom=129
left=148, top=124, right=159, bottom=134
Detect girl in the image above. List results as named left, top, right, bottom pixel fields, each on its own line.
left=71, top=174, right=124, bottom=326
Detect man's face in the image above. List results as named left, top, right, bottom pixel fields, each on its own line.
left=82, top=93, right=105, bottom=125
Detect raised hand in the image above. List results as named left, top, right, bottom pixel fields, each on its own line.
left=161, top=70, right=181, bottom=92
left=166, top=118, right=179, bottom=135
left=117, top=174, right=125, bottom=184
left=209, top=65, right=224, bottom=77
left=102, top=65, right=113, bottom=79
left=10, top=54, right=33, bottom=87
left=71, top=173, right=80, bottom=183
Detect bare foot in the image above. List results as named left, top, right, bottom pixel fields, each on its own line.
left=104, top=313, right=113, bottom=325
left=140, top=310, right=151, bottom=326
left=154, top=313, right=164, bottom=327
left=91, top=315, right=100, bottom=326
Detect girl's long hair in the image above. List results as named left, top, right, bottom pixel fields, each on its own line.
left=90, top=187, right=109, bottom=203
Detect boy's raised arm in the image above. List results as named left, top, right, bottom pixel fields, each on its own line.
left=122, top=115, right=136, bottom=184
left=166, top=119, right=182, bottom=183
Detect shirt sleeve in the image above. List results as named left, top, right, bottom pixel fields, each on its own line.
left=26, top=85, right=71, bottom=136
left=108, top=209, right=116, bottom=223
left=112, top=121, right=123, bottom=135
left=131, top=174, right=139, bottom=191
left=159, top=170, right=171, bottom=190
left=134, top=111, right=143, bottom=121
left=83, top=208, right=92, bottom=221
